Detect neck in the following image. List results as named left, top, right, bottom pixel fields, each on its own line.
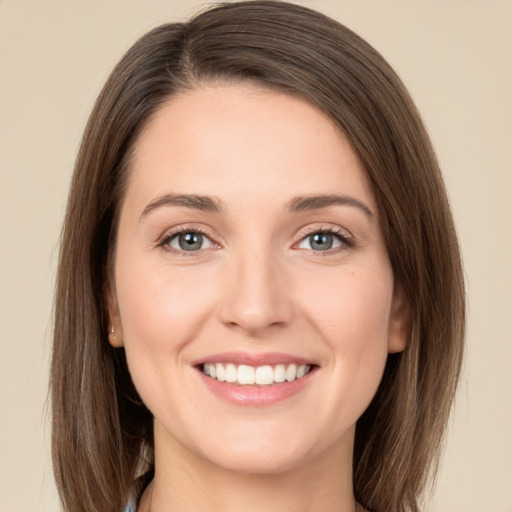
left=144, top=424, right=359, bottom=512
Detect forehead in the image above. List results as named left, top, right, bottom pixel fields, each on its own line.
left=125, top=83, right=376, bottom=214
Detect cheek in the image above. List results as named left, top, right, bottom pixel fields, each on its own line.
left=301, top=264, right=393, bottom=339
left=113, top=252, right=220, bottom=406
left=297, top=265, right=393, bottom=397
left=116, top=259, right=218, bottom=350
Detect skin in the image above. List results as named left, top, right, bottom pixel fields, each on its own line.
left=109, top=84, right=407, bottom=512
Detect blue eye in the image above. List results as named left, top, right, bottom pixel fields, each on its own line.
left=297, top=231, right=344, bottom=251
left=167, top=231, right=214, bottom=252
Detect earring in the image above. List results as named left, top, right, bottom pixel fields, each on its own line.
left=108, top=326, right=116, bottom=344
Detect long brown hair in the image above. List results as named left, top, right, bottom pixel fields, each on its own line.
left=51, top=2, right=465, bottom=511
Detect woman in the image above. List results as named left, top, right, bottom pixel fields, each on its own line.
left=51, top=2, right=465, bottom=511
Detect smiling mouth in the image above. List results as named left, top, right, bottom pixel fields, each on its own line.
left=200, top=363, right=315, bottom=386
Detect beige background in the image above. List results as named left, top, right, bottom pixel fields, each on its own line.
left=1, top=1, right=511, bottom=510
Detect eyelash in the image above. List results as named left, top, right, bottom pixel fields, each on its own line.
left=157, top=225, right=217, bottom=257
left=157, top=224, right=355, bottom=257
left=294, top=225, right=355, bottom=255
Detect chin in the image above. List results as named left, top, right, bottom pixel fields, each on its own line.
left=186, top=421, right=339, bottom=477
left=202, top=445, right=312, bottom=476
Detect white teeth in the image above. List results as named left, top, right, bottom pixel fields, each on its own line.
left=297, top=364, right=308, bottom=379
left=255, top=365, right=274, bottom=385
left=216, top=363, right=226, bottom=382
left=274, top=364, right=286, bottom=383
left=286, top=363, right=297, bottom=382
left=202, top=362, right=311, bottom=386
left=225, top=363, right=237, bottom=382
left=237, top=365, right=255, bottom=385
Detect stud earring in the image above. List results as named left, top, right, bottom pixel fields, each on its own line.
left=108, top=326, right=116, bottom=344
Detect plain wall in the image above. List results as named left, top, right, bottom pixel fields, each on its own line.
left=1, top=1, right=511, bottom=510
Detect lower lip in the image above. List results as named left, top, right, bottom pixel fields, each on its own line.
left=197, top=368, right=316, bottom=406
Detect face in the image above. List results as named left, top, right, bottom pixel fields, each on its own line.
left=109, top=84, right=406, bottom=475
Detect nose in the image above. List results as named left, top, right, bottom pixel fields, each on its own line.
left=218, top=248, right=294, bottom=336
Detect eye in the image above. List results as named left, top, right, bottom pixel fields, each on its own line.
left=297, top=230, right=348, bottom=251
left=165, top=231, right=214, bottom=252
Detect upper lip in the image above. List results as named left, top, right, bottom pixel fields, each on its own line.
left=192, top=351, right=316, bottom=367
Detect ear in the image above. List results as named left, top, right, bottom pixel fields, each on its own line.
left=106, top=286, right=124, bottom=348
left=387, top=283, right=408, bottom=354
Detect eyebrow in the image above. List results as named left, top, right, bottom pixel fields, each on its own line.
left=140, top=193, right=223, bottom=220
left=286, top=194, right=373, bottom=219
left=140, top=192, right=373, bottom=220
